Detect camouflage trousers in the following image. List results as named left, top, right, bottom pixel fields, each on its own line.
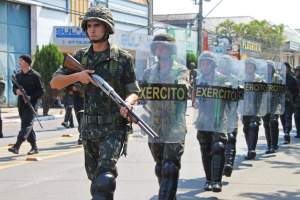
left=82, top=132, right=125, bottom=181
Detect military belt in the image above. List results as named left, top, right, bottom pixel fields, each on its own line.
left=84, top=115, right=115, bottom=125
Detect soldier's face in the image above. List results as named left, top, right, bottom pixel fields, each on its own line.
left=245, top=63, right=255, bottom=74
left=155, top=45, right=172, bottom=67
left=86, top=20, right=106, bottom=41
left=200, top=60, right=214, bottom=75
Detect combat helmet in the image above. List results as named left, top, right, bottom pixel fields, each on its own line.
left=245, top=57, right=257, bottom=70
left=198, top=51, right=217, bottom=68
left=150, top=33, right=177, bottom=55
left=81, top=6, right=114, bottom=34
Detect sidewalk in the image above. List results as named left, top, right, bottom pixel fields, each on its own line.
left=1, top=107, right=65, bottom=123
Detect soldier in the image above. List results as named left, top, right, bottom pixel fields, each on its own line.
left=50, top=6, right=140, bottom=200
left=0, top=76, right=5, bottom=138
left=280, top=62, right=298, bottom=144
left=8, top=55, right=44, bottom=155
left=61, top=87, right=75, bottom=128
left=293, top=64, right=300, bottom=138
left=216, top=55, right=240, bottom=177
left=141, top=33, right=189, bottom=199
left=241, top=58, right=267, bottom=160
left=193, top=51, right=229, bottom=192
left=71, top=84, right=84, bottom=144
left=262, top=61, right=285, bottom=153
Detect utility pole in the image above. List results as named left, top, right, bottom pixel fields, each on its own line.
left=148, top=0, right=153, bottom=35
left=197, top=0, right=203, bottom=57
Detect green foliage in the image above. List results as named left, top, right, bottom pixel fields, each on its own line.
left=215, top=19, right=285, bottom=50
left=186, top=52, right=197, bottom=70
left=32, top=44, right=63, bottom=115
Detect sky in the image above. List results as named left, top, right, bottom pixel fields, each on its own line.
left=153, top=0, right=300, bottom=29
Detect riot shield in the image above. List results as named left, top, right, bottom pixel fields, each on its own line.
left=266, top=61, right=286, bottom=115
left=216, top=55, right=242, bottom=133
left=240, top=58, right=268, bottom=117
left=138, top=38, right=189, bottom=143
left=194, top=52, right=241, bottom=133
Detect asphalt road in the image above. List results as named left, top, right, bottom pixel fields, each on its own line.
left=0, top=107, right=300, bottom=200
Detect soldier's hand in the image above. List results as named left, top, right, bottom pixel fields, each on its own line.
left=16, top=89, right=23, bottom=96
left=77, top=70, right=96, bottom=85
left=120, top=102, right=135, bottom=123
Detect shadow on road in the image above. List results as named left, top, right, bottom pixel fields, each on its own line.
left=240, top=190, right=300, bottom=200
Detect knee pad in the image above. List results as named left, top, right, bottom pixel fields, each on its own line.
left=249, top=122, right=259, bottom=132
left=212, top=142, right=225, bottom=155
left=161, top=161, right=179, bottom=178
left=93, top=172, right=116, bottom=194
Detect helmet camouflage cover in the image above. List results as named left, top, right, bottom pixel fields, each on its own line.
left=150, top=33, right=177, bottom=55
left=81, top=6, right=114, bottom=34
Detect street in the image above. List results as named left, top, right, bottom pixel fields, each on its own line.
left=0, top=105, right=300, bottom=200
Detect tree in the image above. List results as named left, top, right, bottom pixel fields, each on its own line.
left=32, top=44, right=63, bottom=115
left=215, top=19, right=285, bottom=51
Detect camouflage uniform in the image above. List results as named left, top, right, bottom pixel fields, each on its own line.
left=262, top=61, right=282, bottom=153
left=53, top=6, right=140, bottom=200
left=143, top=33, right=188, bottom=200
left=242, top=58, right=264, bottom=160
left=194, top=52, right=228, bottom=193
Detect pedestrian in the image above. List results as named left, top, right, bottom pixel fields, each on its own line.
left=293, top=64, right=300, bottom=138
left=0, top=76, right=5, bottom=138
left=8, top=55, right=44, bottom=155
left=142, top=33, right=189, bottom=199
left=280, top=62, right=298, bottom=144
left=61, top=87, right=74, bottom=128
left=50, top=6, right=140, bottom=200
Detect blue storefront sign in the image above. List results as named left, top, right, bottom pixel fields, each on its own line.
left=53, top=26, right=90, bottom=46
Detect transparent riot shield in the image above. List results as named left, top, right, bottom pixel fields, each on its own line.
left=194, top=52, right=240, bottom=133
left=240, top=58, right=268, bottom=117
left=266, top=62, right=286, bottom=114
left=137, top=38, right=189, bottom=143
left=216, top=55, right=243, bottom=133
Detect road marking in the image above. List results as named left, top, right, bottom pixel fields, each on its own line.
left=0, top=136, right=83, bottom=170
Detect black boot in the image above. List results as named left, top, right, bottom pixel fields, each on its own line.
left=8, top=137, right=24, bottom=154
left=244, top=151, right=256, bottom=160
left=211, top=142, right=225, bottom=193
left=223, top=131, right=237, bottom=177
left=0, top=132, right=3, bottom=138
left=28, top=147, right=39, bottom=155
left=283, top=134, right=290, bottom=144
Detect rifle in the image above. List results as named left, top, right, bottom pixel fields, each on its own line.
left=11, top=74, right=43, bottom=129
left=63, top=54, right=159, bottom=139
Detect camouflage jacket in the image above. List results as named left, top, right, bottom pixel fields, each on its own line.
left=53, top=44, right=140, bottom=139
left=142, top=62, right=189, bottom=143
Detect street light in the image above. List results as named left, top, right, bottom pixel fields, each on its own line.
left=194, top=0, right=211, bottom=57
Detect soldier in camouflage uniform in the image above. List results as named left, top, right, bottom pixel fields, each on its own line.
left=242, top=58, right=266, bottom=160
left=262, top=61, right=283, bottom=153
left=50, top=6, right=140, bottom=200
left=142, top=33, right=189, bottom=200
left=193, top=52, right=228, bottom=192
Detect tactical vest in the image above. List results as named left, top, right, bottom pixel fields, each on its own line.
left=81, top=45, right=126, bottom=128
